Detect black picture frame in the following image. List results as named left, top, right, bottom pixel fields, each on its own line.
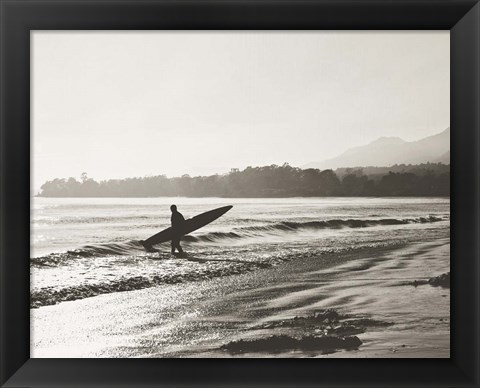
left=1, top=0, right=478, bottom=387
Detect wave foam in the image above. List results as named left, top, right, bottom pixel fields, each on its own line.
left=31, top=259, right=273, bottom=308
left=31, top=216, right=443, bottom=266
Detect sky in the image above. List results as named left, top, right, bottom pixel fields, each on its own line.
left=32, top=31, right=449, bottom=191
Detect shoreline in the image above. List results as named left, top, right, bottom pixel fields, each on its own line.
left=31, top=237, right=450, bottom=358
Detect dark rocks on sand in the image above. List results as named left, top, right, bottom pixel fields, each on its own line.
left=221, top=334, right=362, bottom=353
left=260, top=309, right=343, bottom=329
left=256, top=309, right=391, bottom=335
left=314, top=309, right=340, bottom=322
left=240, top=309, right=393, bottom=354
left=428, top=272, right=450, bottom=288
left=410, top=272, right=450, bottom=289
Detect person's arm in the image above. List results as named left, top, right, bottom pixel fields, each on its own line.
left=178, top=213, right=186, bottom=234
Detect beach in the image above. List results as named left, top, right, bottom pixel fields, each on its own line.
left=28, top=29, right=452, bottom=362
left=31, top=234, right=449, bottom=358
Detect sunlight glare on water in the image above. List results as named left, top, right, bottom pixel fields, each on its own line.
left=30, top=197, right=449, bottom=309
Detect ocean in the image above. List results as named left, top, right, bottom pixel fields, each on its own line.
left=31, top=197, right=450, bottom=310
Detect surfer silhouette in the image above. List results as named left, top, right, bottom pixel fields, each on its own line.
left=140, top=205, right=232, bottom=253
left=170, top=204, right=185, bottom=254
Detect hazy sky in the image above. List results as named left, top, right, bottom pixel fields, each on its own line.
left=32, top=31, right=449, bottom=190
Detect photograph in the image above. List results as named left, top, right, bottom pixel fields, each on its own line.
left=31, top=31, right=450, bottom=358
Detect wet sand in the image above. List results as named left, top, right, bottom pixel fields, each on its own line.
left=31, top=238, right=449, bottom=358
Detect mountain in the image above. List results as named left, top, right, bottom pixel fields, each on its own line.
left=304, top=128, right=450, bottom=169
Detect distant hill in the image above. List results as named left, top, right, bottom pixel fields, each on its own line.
left=304, top=128, right=450, bottom=169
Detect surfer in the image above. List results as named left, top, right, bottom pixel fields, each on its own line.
left=140, top=205, right=232, bottom=253
left=170, top=204, right=185, bottom=254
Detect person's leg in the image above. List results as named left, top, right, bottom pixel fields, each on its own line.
left=172, top=236, right=184, bottom=254
left=176, top=239, right=184, bottom=253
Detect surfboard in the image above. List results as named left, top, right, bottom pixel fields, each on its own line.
left=141, top=205, right=233, bottom=249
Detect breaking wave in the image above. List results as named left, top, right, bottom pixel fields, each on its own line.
left=31, top=258, right=276, bottom=308
left=31, top=216, right=443, bottom=266
left=31, top=240, right=145, bottom=267
left=185, top=215, right=444, bottom=242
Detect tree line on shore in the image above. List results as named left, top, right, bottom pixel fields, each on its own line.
left=38, top=163, right=450, bottom=198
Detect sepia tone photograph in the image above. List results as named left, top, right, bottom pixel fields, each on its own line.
left=31, top=31, right=450, bottom=358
